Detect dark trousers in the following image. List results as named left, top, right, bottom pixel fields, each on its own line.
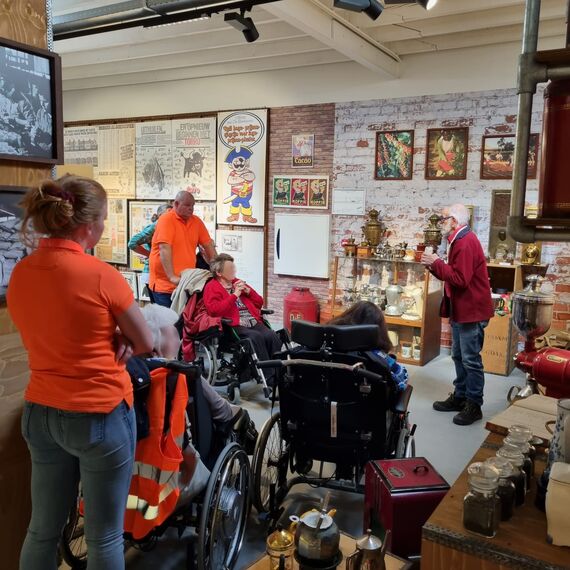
left=151, top=289, right=173, bottom=308
left=451, top=320, right=488, bottom=407
left=234, top=323, right=282, bottom=382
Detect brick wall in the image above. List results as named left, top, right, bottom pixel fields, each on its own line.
left=332, top=87, right=568, bottom=346
left=266, top=104, right=335, bottom=325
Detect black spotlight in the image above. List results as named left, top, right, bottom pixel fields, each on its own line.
left=224, top=11, right=259, bottom=43
left=416, top=0, right=438, bottom=8
left=333, top=0, right=383, bottom=21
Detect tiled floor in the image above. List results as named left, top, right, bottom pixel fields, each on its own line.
left=61, top=353, right=525, bottom=568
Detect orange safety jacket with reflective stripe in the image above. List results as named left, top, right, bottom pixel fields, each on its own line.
left=124, top=367, right=188, bottom=540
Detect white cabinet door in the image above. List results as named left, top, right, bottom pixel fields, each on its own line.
left=274, top=213, right=330, bottom=278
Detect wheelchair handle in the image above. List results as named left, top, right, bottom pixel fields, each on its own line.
left=256, top=359, right=381, bottom=379
left=354, top=367, right=386, bottom=383
left=256, top=360, right=284, bottom=369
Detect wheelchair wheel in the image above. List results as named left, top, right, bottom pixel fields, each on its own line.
left=60, top=493, right=87, bottom=569
left=396, top=423, right=416, bottom=459
left=196, top=340, right=218, bottom=385
left=197, top=443, right=250, bottom=570
left=251, top=412, right=289, bottom=514
left=228, top=384, right=240, bottom=405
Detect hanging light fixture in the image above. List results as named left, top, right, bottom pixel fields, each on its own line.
left=333, top=0, right=383, bottom=21
left=416, top=0, right=438, bottom=9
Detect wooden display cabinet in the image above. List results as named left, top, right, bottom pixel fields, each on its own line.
left=326, top=256, right=443, bottom=366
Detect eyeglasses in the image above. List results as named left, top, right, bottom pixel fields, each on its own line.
left=439, top=216, right=453, bottom=222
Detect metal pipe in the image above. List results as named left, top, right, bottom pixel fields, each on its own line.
left=567, top=0, right=570, bottom=47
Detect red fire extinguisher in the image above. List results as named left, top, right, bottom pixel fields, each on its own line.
left=538, top=79, right=570, bottom=219
left=283, top=287, right=319, bottom=331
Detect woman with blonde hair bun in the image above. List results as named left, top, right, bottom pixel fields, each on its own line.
left=8, top=175, right=153, bottom=570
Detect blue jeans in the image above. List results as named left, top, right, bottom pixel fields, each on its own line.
left=451, top=320, right=488, bottom=407
left=20, top=401, right=136, bottom=570
left=151, top=289, right=172, bottom=307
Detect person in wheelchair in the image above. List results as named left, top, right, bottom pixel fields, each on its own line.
left=329, top=301, right=409, bottom=392
left=203, top=253, right=282, bottom=384
left=128, top=304, right=258, bottom=455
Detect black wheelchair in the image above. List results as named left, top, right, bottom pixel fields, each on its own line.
left=185, top=302, right=290, bottom=404
left=59, top=360, right=251, bottom=570
left=250, top=320, right=416, bottom=518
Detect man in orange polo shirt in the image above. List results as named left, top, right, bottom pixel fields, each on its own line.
left=149, top=191, right=217, bottom=307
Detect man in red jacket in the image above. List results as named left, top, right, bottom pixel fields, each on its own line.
left=421, top=204, right=494, bottom=426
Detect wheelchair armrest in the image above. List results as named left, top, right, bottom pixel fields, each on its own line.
left=392, top=384, right=413, bottom=414
left=221, top=317, right=233, bottom=326
left=260, top=308, right=274, bottom=315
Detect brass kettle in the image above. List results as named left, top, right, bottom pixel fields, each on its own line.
left=346, top=529, right=390, bottom=570
left=361, top=209, right=386, bottom=248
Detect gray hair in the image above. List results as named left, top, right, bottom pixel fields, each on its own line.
left=157, top=203, right=171, bottom=216
left=141, top=304, right=179, bottom=353
left=448, top=204, right=470, bottom=227
left=210, top=253, right=234, bottom=276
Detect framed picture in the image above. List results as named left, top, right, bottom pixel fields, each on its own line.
left=128, top=200, right=167, bottom=270
left=292, top=134, right=314, bottom=168
left=273, top=175, right=329, bottom=209
left=0, top=37, right=63, bottom=164
left=120, top=271, right=138, bottom=300
left=94, top=198, right=128, bottom=265
left=0, top=187, right=28, bottom=304
left=425, top=128, right=468, bottom=180
left=137, top=273, right=151, bottom=302
left=480, top=134, right=539, bottom=180
left=375, top=130, right=414, bottom=180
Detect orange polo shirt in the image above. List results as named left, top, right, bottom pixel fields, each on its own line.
left=149, top=210, right=211, bottom=293
left=7, top=238, right=135, bottom=413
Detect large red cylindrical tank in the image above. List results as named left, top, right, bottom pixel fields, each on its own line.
left=283, top=287, right=319, bottom=331
left=538, top=79, right=570, bottom=219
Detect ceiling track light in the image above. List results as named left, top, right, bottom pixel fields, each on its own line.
left=224, top=9, right=259, bottom=42
left=333, top=0, right=383, bottom=21
left=383, top=0, right=439, bottom=9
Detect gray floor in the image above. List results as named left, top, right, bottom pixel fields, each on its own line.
left=120, top=352, right=525, bottom=569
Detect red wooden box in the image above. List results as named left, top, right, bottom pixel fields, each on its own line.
left=364, top=457, right=449, bottom=560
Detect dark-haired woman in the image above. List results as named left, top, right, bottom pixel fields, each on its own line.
left=329, top=301, right=408, bottom=391
left=7, top=176, right=153, bottom=570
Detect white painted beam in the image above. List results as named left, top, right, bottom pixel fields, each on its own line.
left=264, top=0, right=400, bottom=77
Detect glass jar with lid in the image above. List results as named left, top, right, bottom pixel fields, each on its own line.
left=497, top=444, right=527, bottom=506
left=463, top=462, right=501, bottom=538
left=504, top=435, right=532, bottom=490
left=485, top=457, right=516, bottom=521
left=508, top=424, right=536, bottom=478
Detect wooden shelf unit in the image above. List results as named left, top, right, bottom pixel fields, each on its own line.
left=325, top=256, right=443, bottom=366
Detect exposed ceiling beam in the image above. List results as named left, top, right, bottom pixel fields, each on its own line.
left=368, top=1, right=566, bottom=43
left=62, top=50, right=349, bottom=90
left=60, top=20, right=304, bottom=65
left=62, top=35, right=328, bottom=79
left=263, top=0, right=401, bottom=77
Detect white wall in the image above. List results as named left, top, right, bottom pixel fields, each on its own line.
left=62, top=37, right=561, bottom=122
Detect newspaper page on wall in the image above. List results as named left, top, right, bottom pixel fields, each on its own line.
left=216, top=229, right=264, bottom=295
left=96, top=123, right=136, bottom=198
left=135, top=121, right=173, bottom=199
left=94, top=198, right=127, bottom=264
left=128, top=200, right=166, bottom=271
left=217, top=110, right=267, bottom=227
left=172, top=118, right=216, bottom=200
left=193, top=202, right=217, bottom=241
left=64, top=126, right=98, bottom=168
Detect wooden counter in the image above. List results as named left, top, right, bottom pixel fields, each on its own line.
left=421, top=433, right=570, bottom=570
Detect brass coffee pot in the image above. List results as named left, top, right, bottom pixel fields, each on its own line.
left=346, top=530, right=390, bottom=570
left=362, top=209, right=386, bottom=248
left=423, top=214, right=443, bottom=249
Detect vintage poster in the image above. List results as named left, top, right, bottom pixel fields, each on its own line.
left=216, top=109, right=267, bottom=227
left=292, top=134, right=314, bottom=167
left=96, top=123, right=136, bottom=198
left=135, top=120, right=173, bottom=199
left=120, top=271, right=138, bottom=300
left=216, top=229, right=264, bottom=295
left=273, top=177, right=291, bottom=206
left=172, top=118, right=216, bottom=200
left=64, top=126, right=98, bottom=167
left=128, top=200, right=167, bottom=270
left=273, top=175, right=329, bottom=209
left=193, top=201, right=217, bottom=241
left=94, top=198, right=127, bottom=264
left=138, top=273, right=151, bottom=302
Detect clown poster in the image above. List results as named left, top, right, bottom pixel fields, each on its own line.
left=172, top=118, right=216, bottom=199
left=272, top=175, right=329, bottom=209
left=216, top=109, right=267, bottom=227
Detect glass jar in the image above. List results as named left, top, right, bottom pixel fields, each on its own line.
left=266, top=526, right=295, bottom=570
left=463, top=462, right=501, bottom=538
left=508, top=424, right=536, bottom=478
left=497, top=444, right=527, bottom=506
left=504, top=436, right=532, bottom=490
left=485, top=457, right=516, bottom=521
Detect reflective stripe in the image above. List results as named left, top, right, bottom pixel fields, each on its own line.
left=126, top=480, right=179, bottom=521
left=133, top=461, right=178, bottom=485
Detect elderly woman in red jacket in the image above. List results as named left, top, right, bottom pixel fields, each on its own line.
left=203, top=253, right=282, bottom=383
